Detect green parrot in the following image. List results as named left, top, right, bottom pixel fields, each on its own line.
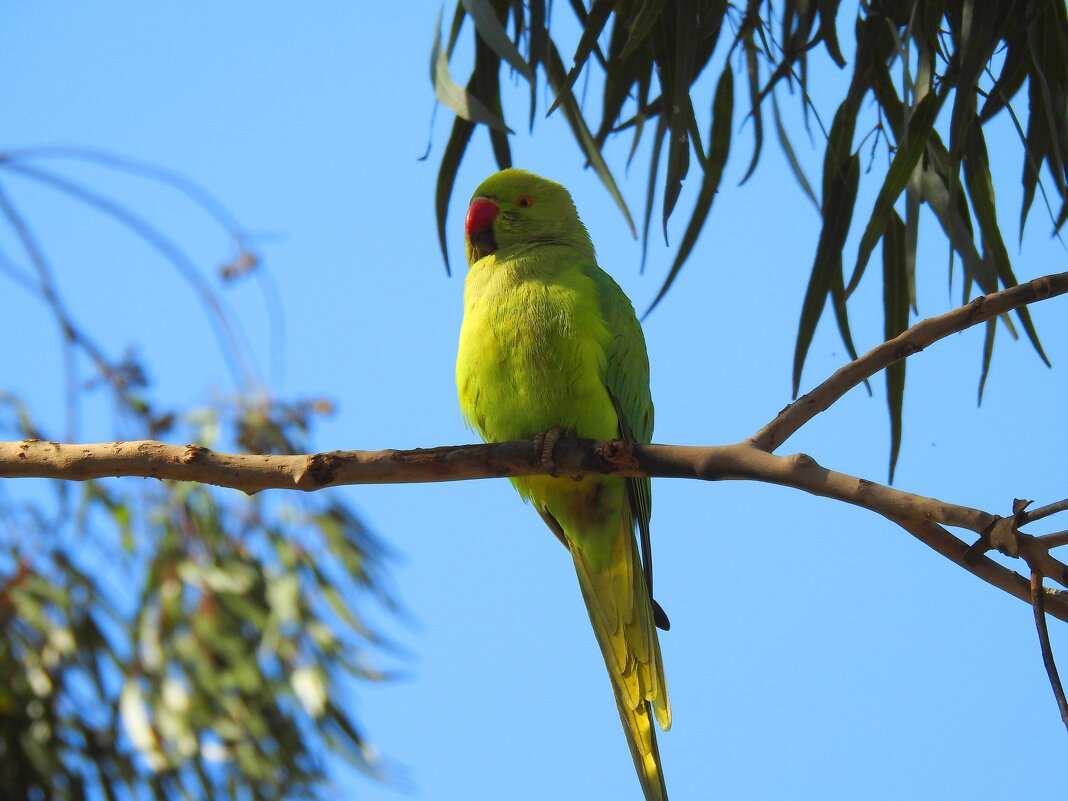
left=456, top=169, right=671, bottom=801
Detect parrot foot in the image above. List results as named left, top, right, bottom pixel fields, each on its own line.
left=533, top=427, right=565, bottom=477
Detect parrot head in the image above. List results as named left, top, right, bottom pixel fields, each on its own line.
left=464, top=169, right=593, bottom=265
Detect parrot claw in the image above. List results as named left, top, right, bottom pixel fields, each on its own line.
left=534, top=427, right=565, bottom=477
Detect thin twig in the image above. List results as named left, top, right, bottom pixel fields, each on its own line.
left=1, top=160, right=258, bottom=387
left=1038, top=530, right=1068, bottom=550
left=1, top=145, right=252, bottom=250
left=0, top=243, right=39, bottom=292
left=751, top=272, right=1068, bottom=452
left=1022, top=499, right=1068, bottom=525
left=0, top=182, right=156, bottom=419
left=0, top=182, right=83, bottom=441
left=1030, top=569, right=1068, bottom=732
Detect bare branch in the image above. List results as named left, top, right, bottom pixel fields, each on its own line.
left=1040, top=531, right=1068, bottom=550
left=1023, top=499, right=1068, bottom=526
left=4, top=437, right=1068, bottom=623
left=1031, top=570, right=1068, bottom=732
left=751, top=272, right=1068, bottom=452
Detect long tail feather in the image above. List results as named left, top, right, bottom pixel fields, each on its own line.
left=571, top=520, right=670, bottom=801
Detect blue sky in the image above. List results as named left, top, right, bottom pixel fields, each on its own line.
left=3, top=3, right=1068, bottom=800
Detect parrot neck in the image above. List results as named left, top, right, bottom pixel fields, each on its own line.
left=491, top=238, right=595, bottom=268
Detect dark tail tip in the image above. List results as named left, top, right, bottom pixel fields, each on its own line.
left=653, top=599, right=671, bottom=631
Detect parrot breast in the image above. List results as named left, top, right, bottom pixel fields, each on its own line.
left=456, top=248, right=617, bottom=448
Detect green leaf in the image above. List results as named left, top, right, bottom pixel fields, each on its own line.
left=977, top=37, right=1028, bottom=124
left=816, top=0, right=846, bottom=67
left=488, top=129, right=511, bottom=170
left=946, top=0, right=995, bottom=207
left=829, top=254, right=863, bottom=369
left=469, top=4, right=512, bottom=171
left=434, top=115, right=475, bottom=275
left=622, top=0, right=669, bottom=59
left=544, top=40, right=636, bottom=236
left=978, top=319, right=996, bottom=404
left=657, top=3, right=700, bottom=231
left=793, top=152, right=860, bottom=397
left=640, top=115, right=668, bottom=273
left=1020, top=72, right=1049, bottom=238
left=527, top=0, right=546, bottom=127
left=905, top=182, right=919, bottom=311
left=882, top=212, right=909, bottom=483
left=962, top=124, right=1050, bottom=367
left=460, top=0, right=533, bottom=82
left=1020, top=0, right=1068, bottom=238
left=914, top=153, right=987, bottom=293
left=445, top=1, right=466, bottom=55
left=771, top=91, right=820, bottom=212
left=646, top=63, right=733, bottom=316
left=546, top=0, right=613, bottom=116
left=430, top=9, right=512, bottom=133
left=739, top=23, right=764, bottom=184
left=846, top=88, right=943, bottom=297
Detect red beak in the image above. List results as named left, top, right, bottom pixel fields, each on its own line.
left=465, top=197, right=499, bottom=260
left=465, top=197, right=499, bottom=239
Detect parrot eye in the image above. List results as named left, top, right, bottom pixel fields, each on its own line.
left=516, top=194, right=534, bottom=209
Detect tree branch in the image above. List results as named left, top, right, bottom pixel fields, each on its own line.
left=1031, top=569, right=1068, bottom=731
left=3, top=273, right=1066, bottom=650
left=751, top=272, right=1068, bottom=452
left=1023, top=499, right=1068, bottom=525
left=4, top=436, right=1068, bottom=622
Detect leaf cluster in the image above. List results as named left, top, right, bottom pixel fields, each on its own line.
left=0, top=151, right=396, bottom=800
left=433, top=0, right=1068, bottom=479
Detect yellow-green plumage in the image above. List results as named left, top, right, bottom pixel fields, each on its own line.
left=456, top=169, right=670, bottom=801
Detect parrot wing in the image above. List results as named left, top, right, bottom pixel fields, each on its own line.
left=558, top=262, right=671, bottom=801
left=583, top=263, right=666, bottom=627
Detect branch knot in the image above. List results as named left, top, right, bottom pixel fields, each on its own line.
left=599, top=440, right=638, bottom=471
left=180, top=444, right=208, bottom=464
